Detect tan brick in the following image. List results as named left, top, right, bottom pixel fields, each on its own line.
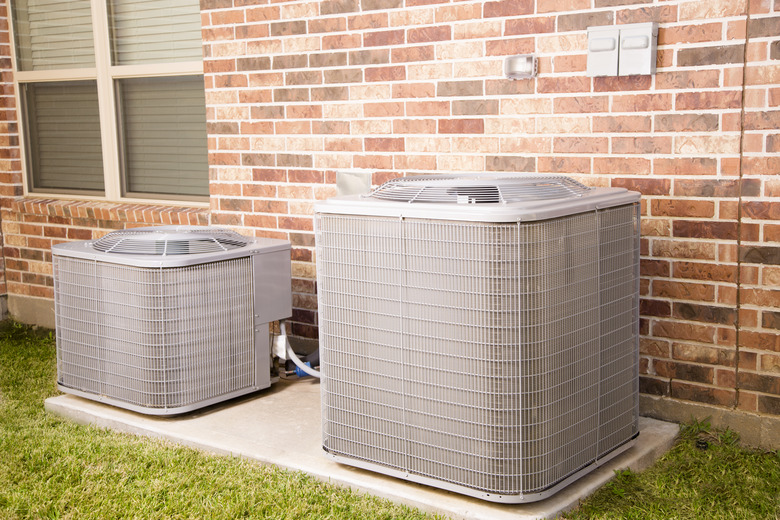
left=612, top=94, right=672, bottom=112
left=679, top=0, right=746, bottom=20
left=538, top=156, right=590, bottom=174
left=760, top=354, right=780, bottom=373
left=553, top=137, right=608, bottom=154
left=652, top=238, right=717, bottom=260
left=453, top=20, right=502, bottom=40
left=641, top=218, right=671, bottom=237
left=347, top=12, right=388, bottom=31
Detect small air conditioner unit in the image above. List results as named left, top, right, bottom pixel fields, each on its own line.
left=315, top=174, right=641, bottom=503
left=52, top=226, right=291, bottom=415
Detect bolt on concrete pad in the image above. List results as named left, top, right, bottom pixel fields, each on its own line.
left=45, top=380, right=678, bottom=520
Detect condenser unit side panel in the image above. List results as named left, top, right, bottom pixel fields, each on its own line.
left=317, top=214, right=409, bottom=472
left=400, top=219, right=523, bottom=495
left=54, top=256, right=260, bottom=414
left=596, top=203, right=641, bottom=457
left=516, top=213, right=602, bottom=495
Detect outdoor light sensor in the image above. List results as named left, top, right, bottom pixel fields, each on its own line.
left=504, top=54, right=536, bottom=80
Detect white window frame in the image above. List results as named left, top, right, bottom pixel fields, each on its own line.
left=7, top=0, right=208, bottom=205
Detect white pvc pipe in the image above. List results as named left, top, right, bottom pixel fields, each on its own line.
left=281, top=321, right=321, bottom=378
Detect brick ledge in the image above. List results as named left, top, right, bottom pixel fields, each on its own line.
left=10, top=197, right=210, bottom=226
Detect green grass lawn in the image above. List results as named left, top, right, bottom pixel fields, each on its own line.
left=1, top=320, right=778, bottom=519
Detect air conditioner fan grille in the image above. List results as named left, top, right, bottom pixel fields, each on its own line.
left=92, top=226, right=250, bottom=255
left=368, top=175, right=591, bottom=204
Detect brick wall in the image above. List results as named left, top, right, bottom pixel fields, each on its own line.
left=0, top=0, right=16, bottom=304
left=0, top=0, right=778, bottom=436
left=198, top=0, right=780, bottom=428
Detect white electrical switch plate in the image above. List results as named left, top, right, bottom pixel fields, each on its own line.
left=618, top=22, right=658, bottom=76
left=587, top=22, right=658, bottom=77
left=587, top=26, right=619, bottom=77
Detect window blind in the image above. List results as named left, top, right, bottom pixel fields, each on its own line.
left=13, top=0, right=95, bottom=70
left=109, top=0, right=204, bottom=65
left=118, top=76, right=208, bottom=197
left=25, top=81, right=104, bottom=192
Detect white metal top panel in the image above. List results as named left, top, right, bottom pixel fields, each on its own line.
left=315, top=174, right=640, bottom=222
left=53, top=225, right=290, bottom=267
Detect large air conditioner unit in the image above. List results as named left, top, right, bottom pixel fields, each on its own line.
left=52, top=226, right=291, bottom=415
left=315, top=174, right=641, bottom=503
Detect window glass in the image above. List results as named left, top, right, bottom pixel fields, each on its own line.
left=108, top=0, right=204, bottom=65
left=13, top=0, right=95, bottom=70
left=24, top=81, right=105, bottom=192
left=118, top=76, right=208, bottom=197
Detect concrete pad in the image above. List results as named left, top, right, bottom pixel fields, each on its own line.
left=45, top=380, right=678, bottom=520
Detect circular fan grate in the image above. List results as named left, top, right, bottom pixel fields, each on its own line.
left=368, top=174, right=591, bottom=204
left=92, top=226, right=250, bottom=255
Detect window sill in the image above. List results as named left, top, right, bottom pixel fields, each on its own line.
left=12, top=196, right=210, bottom=227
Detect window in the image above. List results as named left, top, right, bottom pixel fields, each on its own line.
left=11, top=0, right=208, bottom=201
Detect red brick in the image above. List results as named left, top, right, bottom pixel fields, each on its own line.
left=553, top=137, right=608, bottom=154
left=484, top=0, right=533, bottom=17
left=365, top=66, right=405, bottom=82
left=670, top=381, right=735, bottom=407
left=245, top=214, right=278, bottom=229
left=353, top=154, right=393, bottom=169
left=555, top=96, right=609, bottom=113
left=673, top=343, right=734, bottom=366
left=655, top=360, right=714, bottom=384
left=594, top=76, right=651, bottom=92
left=393, top=119, right=436, bottom=134
left=438, top=119, right=484, bottom=134
left=641, top=298, right=671, bottom=317
left=676, top=91, right=742, bottom=110
left=658, top=22, right=723, bottom=45
left=593, top=115, right=651, bottom=133
left=364, top=101, right=404, bottom=117
left=407, top=101, right=449, bottom=117
left=363, top=29, right=404, bottom=47
left=309, top=17, right=347, bottom=34
left=740, top=331, right=780, bottom=352
left=655, top=70, right=721, bottom=89
left=553, top=54, right=586, bottom=73
left=654, top=158, right=718, bottom=176
left=253, top=200, right=288, bottom=214
left=538, top=156, right=591, bottom=174
left=505, top=16, right=555, bottom=35
left=349, top=49, right=389, bottom=66
left=279, top=216, right=313, bottom=232
left=640, top=376, right=670, bottom=396
left=612, top=94, right=672, bottom=112
left=613, top=136, right=672, bottom=154
left=365, top=137, right=404, bottom=152
left=593, top=157, right=651, bottom=175
left=391, top=45, right=434, bottom=63
left=485, top=37, right=535, bottom=56
left=537, top=76, right=590, bottom=94
left=651, top=199, right=715, bottom=218
left=611, top=177, right=670, bottom=196
left=743, top=201, right=780, bottom=220
left=673, top=220, right=739, bottom=240
left=408, top=26, right=451, bottom=44
left=617, top=5, right=677, bottom=24
left=639, top=258, right=671, bottom=277
left=653, top=320, right=716, bottom=343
